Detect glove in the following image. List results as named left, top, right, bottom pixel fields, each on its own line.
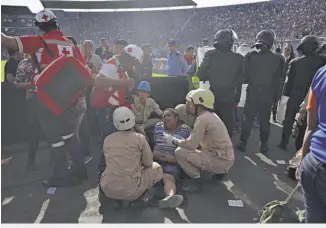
left=163, top=132, right=175, bottom=145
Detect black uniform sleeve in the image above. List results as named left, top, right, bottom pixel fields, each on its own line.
left=284, top=58, right=297, bottom=96
left=242, top=52, right=253, bottom=84
left=197, top=50, right=214, bottom=81
left=235, top=55, right=245, bottom=103
left=280, top=55, right=286, bottom=82
left=272, top=57, right=285, bottom=102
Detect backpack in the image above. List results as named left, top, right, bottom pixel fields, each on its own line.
left=256, top=184, right=301, bottom=223
left=33, top=37, right=91, bottom=115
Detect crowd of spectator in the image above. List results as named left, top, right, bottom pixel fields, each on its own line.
left=1, top=0, right=326, bottom=58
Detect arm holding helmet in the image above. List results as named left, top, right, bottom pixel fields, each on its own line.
left=94, top=63, right=134, bottom=89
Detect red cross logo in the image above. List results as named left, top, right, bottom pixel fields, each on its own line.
left=61, top=47, right=71, bottom=56
left=42, top=14, right=49, bottom=22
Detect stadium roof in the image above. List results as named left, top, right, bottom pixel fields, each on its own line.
left=41, top=0, right=197, bottom=9
left=1, top=0, right=270, bottom=13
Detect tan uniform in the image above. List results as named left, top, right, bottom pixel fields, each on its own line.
left=100, top=131, right=163, bottom=201
left=133, top=96, right=163, bottom=130
left=175, top=111, right=234, bottom=178
left=175, top=104, right=196, bottom=128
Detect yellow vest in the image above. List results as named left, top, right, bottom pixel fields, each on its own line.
left=192, top=60, right=200, bottom=89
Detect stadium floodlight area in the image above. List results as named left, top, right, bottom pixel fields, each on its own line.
left=1, top=0, right=271, bottom=13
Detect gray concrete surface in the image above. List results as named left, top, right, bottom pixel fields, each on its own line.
left=1, top=123, right=303, bottom=223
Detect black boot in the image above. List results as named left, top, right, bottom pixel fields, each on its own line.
left=42, top=176, right=81, bottom=187
left=212, top=173, right=226, bottom=181
left=260, top=142, right=269, bottom=154
left=236, top=141, right=246, bottom=152
left=181, top=177, right=203, bottom=193
left=278, top=140, right=287, bottom=150
left=70, top=166, right=88, bottom=181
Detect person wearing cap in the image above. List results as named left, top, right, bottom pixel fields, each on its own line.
left=1, top=10, right=88, bottom=187
left=113, top=39, right=128, bottom=55
left=198, top=29, right=244, bottom=138
left=133, top=81, right=163, bottom=137
left=95, top=38, right=113, bottom=61
left=278, top=35, right=326, bottom=150
left=92, top=44, right=144, bottom=181
left=235, top=30, right=285, bottom=154
left=202, top=39, right=210, bottom=47
left=99, top=107, right=163, bottom=202
left=167, top=39, right=188, bottom=77
left=164, top=89, right=234, bottom=192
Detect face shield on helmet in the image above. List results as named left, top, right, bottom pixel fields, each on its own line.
left=252, top=30, right=276, bottom=50
left=113, top=107, right=135, bottom=131
left=214, top=29, right=238, bottom=49
left=297, top=35, right=319, bottom=53
left=34, top=10, right=58, bottom=32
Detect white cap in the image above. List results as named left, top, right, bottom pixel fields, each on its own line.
left=35, top=10, right=56, bottom=23
left=122, top=44, right=144, bottom=63
left=113, top=107, right=135, bottom=131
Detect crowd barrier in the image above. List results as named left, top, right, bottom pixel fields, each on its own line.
left=1, top=76, right=189, bottom=146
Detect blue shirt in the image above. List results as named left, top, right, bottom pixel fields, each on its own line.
left=310, top=65, right=326, bottom=163
left=167, top=51, right=188, bottom=76
left=154, top=122, right=191, bottom=156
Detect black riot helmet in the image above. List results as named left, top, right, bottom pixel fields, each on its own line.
left=297, top=35, right=319, bottom=54
left=213, top=29, right=238, bottom=50
left=252, top=30, right=276, bottom=50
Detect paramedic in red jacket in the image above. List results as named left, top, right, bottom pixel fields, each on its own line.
left=1, top=10, right=88, bottom=187
left=91, top=44, right=144, bottom=181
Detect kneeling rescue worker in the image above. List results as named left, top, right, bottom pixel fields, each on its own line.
left=100, top=107, right=163, bottom=201
left=164, top=89, right=235, bottom=192
left=1, top=10, right=88, bottom=187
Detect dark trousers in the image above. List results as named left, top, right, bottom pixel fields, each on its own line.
left=37, top=98, right=84, bottom=179
left=240, top=99, right=272, bottom=144
left=300, top=153, right=326, bottom=223
left=214, top=102, right=235, bottom=137
left=97, top=107, right=118, bottom=182
left=271, top=102, right=278, bottom=120
left=80, top=114, right=91, bottom=157
left=281, top=98, right=300, bottom=145
left=26, top=97, right=43, bottom=164
left=295, top=117, right=307, bottom=151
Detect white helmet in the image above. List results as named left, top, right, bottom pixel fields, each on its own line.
left=122, top=44, right=144, bottom=63
left=35, top=10, right=57, bottom=23
left=113, top=107, right=135, bottom=131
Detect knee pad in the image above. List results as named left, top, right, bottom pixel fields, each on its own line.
left=62, top=133, right=74, bottom=140
left=51, top=141, right=65, bottom=148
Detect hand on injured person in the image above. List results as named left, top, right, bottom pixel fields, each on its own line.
left=163, top=132, right=176, bottom=145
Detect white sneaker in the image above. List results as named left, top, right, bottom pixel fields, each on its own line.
left=85, top=156, right=93, bottom=164
left=158, top=195, right=183, bottom=209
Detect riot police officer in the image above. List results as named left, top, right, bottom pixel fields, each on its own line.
left=278, top=35, right=326, bottom=150
left=197, top=29, right=244, bottom=137
left=236, top=30, right=285, bottom=153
